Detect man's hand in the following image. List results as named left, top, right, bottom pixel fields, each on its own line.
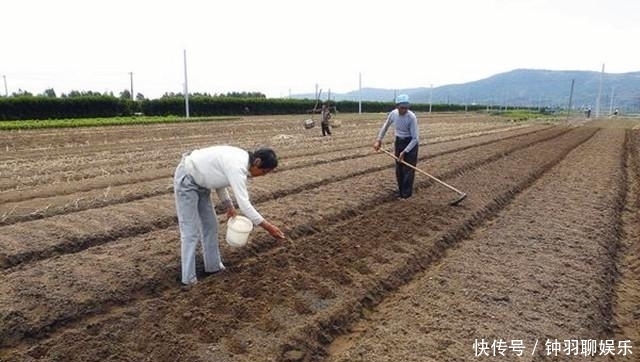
left=373, top=140, right=382, bottom=151
left=261, top=221, right=286, bottom=239
left=226, top=206, right=238, bottom=219
left=398, top=151, right=406, bottom=163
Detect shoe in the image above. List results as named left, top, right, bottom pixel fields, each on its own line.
left=205, top=262, right=226, bottom=275
left=181, top=279, right=198, bottom=287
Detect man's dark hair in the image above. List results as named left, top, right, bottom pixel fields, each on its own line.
left=249, top=148, right=278, bottom=170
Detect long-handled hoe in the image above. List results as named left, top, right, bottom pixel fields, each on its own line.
left=380, top=148, right=468, bottom=206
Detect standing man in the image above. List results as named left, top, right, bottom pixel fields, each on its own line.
left=174, top=146, right=286, bottom=285
left=373, top=94, right=419, bottom=199
left=320, top=102, right=332, bottom=137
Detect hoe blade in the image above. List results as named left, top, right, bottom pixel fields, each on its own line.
left=449, top=193, right=468, bottom=206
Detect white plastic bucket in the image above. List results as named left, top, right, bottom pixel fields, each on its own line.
left=303, top=119, right=315, bottom=129
left=226, top=216, right=253, bottom=248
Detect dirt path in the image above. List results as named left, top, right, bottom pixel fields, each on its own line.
left=325, top=128, right=629, bottom=362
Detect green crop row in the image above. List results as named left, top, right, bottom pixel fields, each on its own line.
left=491, top=109, right=551, bottom=121
left=0, top=116, right=240, bottom=130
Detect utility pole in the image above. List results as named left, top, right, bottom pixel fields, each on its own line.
left=2, top=75, right=7, bottom=97
left=609, top=86, right=615, bottom=115
left=595, top=63, right=604, bottom=118
left=567, top=79, right=575, bottom=120
left=183, top=49, right=190, bottom=118
left=328, top=88, right=331, bottom=102
left=358, top=72, right=362, bottom=114
left=429, top=84, right=433, bottom=114
left=129, top=72, right=134, bottom=100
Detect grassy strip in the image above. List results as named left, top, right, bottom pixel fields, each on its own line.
left=491, top=110, right=553, bottom=121
left=0, top=116, right=241, bottom=130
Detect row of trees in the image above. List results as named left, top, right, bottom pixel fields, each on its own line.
left=11, top=88, right=147, bottom=101
left=0, top=93, right=486, bottom=121
left=10, top=88, right=266, bottom=100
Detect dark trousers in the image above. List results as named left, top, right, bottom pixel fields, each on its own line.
left=321, top=122, right=332, bottom=136
left=395, top=137, right=418, bottom=198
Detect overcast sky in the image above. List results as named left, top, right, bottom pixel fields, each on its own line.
left=3, top=0, right=639, bottom=98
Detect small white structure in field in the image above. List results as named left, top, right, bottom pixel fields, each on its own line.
left=303, top=119, right=315, bottom=129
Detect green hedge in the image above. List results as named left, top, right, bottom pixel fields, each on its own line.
left=0, top=96, right=135, bottom=120
left=140, top=97, right=314, bottom=116
left=0, top=95, right=488, bottom=121
left=0, top=96, right=136, bottom=120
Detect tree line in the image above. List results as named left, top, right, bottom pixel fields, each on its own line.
left=10, top=88, right=267, bottom=100
left=0, top=90, right=484, bottom=120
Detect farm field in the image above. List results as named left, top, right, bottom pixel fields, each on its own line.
left=0, top=112, right=638, bottom=362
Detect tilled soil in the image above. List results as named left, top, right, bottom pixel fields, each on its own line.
left=325, top=128, right=635, bottom=362
left=0, top=124, right=539, bottom=224
left=0, top=125, right=557, bottom=270
left=0, top=115, right=636, bottom=362
left=613, top=130, right=640, bottom=350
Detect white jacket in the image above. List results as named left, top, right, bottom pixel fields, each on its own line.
left=184, top=145, right=264, bottom=225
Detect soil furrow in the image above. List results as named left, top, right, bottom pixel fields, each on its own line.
left=612, top=129, right=640, bottom=346
left=0, top=127, right=564, bottom=270
left=0, top=126, right=553, bottom=226
left=0, top=123, right=524, bottom=198
left=0, top=113, right=500, bottom=156
left=0, top=123, right=527, bottom=194
left=0, top=128, right=592, bottom=361
left=0, top=116, right=411, bottom=161
left=324, top=128, right=625, bottom=362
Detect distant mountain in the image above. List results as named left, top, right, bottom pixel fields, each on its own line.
left=292, top=69, right=640, bottom=111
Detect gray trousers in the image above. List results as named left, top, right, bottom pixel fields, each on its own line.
left=395, top=137, right=418, bottom=198
left=174, top=156, right=222, bottom=284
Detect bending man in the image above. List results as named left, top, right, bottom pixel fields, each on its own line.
left=174, top=146, right=285, bottom=285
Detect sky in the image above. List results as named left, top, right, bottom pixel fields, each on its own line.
left=2, top=0, right=639, bottom=99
